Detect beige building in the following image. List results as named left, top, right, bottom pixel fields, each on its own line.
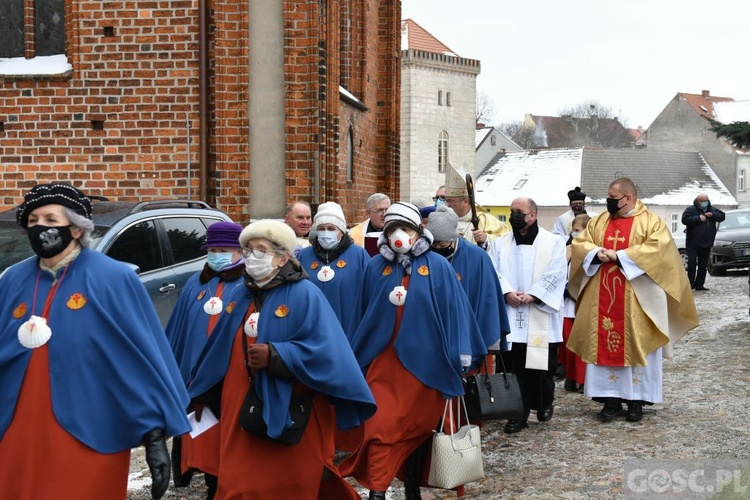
left=400, top=19, right=480, bottom=202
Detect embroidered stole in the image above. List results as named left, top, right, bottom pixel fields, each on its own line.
left=596, top=217, right=634, bottom=366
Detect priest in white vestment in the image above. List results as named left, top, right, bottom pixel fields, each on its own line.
left=568, top=177, right=698, bottom=423
left=488, top=197, right=567, bottom=434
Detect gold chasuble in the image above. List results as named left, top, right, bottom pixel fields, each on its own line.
left=567, top=200, right=698, bottom=367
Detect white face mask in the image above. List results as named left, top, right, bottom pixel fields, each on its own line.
left=245, top=253, right=276, bottom=282
left=317, top=230, right=340, bottom=250
left=389, top=228, right=414, bottom=254
left=570, top=231, right=581, bottom=238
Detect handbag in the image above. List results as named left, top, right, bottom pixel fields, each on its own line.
left=464, top=353, right=524, bottom=421
left=238, top=323, right=314, bottom=446
left=238, top=385, right=313, bottom=446
left=427, top=396, right=485, bottom=489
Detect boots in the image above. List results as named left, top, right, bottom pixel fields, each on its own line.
left=368, top=491, right=386, bottom=500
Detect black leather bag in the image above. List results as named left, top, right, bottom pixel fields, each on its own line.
left=464, top=354, right=524, bottom=421
left=238, top=385, right=314, bottom=446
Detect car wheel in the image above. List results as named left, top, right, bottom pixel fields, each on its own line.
left=707, top=264, right=726, bottom=277
left=678, top=249, right=688, bottom=270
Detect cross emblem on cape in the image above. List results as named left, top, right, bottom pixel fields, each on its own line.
left=515, top=311, right=526, bottom=329
left=542, top=275, right=558, bottom=291
left=607, top=230, right=626, bottom=250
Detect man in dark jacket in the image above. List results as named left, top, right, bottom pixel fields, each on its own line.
left=681, top=193, right=725, bottom=291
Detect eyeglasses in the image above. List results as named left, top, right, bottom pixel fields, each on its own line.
left=432, top=196, right=446, bottom=202
left=242, top=247, right=270, bottom=259
left=369, top=208, right=388, bottom=215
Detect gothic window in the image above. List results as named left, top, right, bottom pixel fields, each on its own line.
left=0, top=0, right=65, bottom=58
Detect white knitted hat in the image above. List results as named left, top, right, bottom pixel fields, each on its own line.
left=427, top=206, right=459, bottom=242
left=239, top=219, right=297, bottom=255
left=313, top=201, right=347, bottom=233
left=383, top=202, right=421, bottom=234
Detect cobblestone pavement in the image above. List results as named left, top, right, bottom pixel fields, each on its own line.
left=128, top=271, right=750, bottom=499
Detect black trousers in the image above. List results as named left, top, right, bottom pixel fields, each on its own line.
left=499, top=342, right=560, bottom=418
left=687, top=246, right=710, bottom=287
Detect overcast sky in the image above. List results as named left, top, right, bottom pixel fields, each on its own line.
left=401, top=0, right=749, bottom=129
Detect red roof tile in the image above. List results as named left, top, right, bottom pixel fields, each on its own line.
left=679, top=91, right=734, bottom=119
left=401, top=19, right=457, bottom=56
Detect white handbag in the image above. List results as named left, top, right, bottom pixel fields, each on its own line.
left=427, top=396, right=485, bottom=489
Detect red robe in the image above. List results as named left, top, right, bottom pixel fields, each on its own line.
left=0, top=346, right=130, bottom=499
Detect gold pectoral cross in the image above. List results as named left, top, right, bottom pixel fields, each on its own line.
left=607, top=229, right=625, bottom=250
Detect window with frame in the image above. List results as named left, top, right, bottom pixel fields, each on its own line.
left=446, top=92, right=451, bottom=107
left=740, top=168, right=746, bottom=192
left=438, top=131, right=449, bottom=173
left=0, top=0, right=66, bottom=58
left=671, top=213, right=679, bottom=233
left=438, top=90, right=443, bottom=106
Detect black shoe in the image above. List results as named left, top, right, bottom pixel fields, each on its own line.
left=404, top=481, right=422, bottom=500
left=599, top=399, right=623, bottom=423
left=626, top=402, right=643, bottom=422
left=694, top=286, right=710, bottom=291
left=564, top=378, right=578, bottom=392
left=205, top=473, right=218, bottom=500
left=369, top=491, right=386, bottom=500
left=537, top=406, right=554, bottom=422
left=553, top=365, right=566, bottom=381
left=504, top=419, right=529, bottom=434
left=577, top=383, right=585, bottom=394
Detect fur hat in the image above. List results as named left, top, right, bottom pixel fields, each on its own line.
left=427, top=206, right=459, bottom=242
left=202, top=221, right=243, bottom=249
left=239, top=219, right=297, bottom=255
left=17, top=183, right=92, bottom=228
left=567, top=186, right=586, bottom=202
left=383, top=202, right=421, bottom=234
left=313, top=201, right=347, bottom=233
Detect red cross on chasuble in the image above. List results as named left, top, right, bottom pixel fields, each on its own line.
left=596, top=216, right=635, bottom=366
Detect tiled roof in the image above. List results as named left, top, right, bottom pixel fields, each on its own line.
left=529, top=115, right=634, bottom=148
left=475, top=148, right=584, bottom=206
left=581, top=149, right=736, bottom=206
left=678, top=91, right=734, bottom=120
left=401, top=19, right=457, bottom=56
left=474, top=148, right=737, bottom=208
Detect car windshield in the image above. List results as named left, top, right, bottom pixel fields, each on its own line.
left=718, top=212, right=750, bottom=231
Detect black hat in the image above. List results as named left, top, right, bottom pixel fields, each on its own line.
left=17, top=183, right=92, bottom=228
left=567, top=186, right=586, bottom=202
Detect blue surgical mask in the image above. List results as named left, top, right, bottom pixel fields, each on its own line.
left=435, top=198, right=446, bottom=207
left=700, top=201, right=709, bottom=210
left=207, top=252, right=234, bottom=271
left=317, top=230, right=340, bottom=250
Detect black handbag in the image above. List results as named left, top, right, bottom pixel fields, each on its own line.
left=238, top=385, right=313, bottom=446
left=464, top=354, right=524, bottom=421
left=238, top=323, right=314, bottom=446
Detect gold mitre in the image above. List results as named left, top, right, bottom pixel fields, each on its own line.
left=444, top=162, right=469, bottom=198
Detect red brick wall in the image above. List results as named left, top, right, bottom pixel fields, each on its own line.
left=0, top=0, right=400, bottom=226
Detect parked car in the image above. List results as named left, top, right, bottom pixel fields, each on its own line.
left=0, top=199, right=233, bottom=326
left=708, top=208, right=750, bottom=276
left=671, top=231, right=688, bottom=270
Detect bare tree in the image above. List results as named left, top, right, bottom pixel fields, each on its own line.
left=496, top=121, right=536, bottom=149
left=558, top=100, right=614, bottom=120
left=476, top=91, right=496, bottom=126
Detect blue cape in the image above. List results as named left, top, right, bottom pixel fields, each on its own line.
left=348, top=251, right=487, bottom=398
left=0, top=249, right=191, bottom=453
left=188, top=279, right=376, bottom=439
left=165, top=271, right=244, bottom=384
left=298, top=243, right=370, bottom=334
left=449, top=239, right=510, bottom=353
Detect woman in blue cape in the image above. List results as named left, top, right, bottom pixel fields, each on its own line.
left=298, top=201, right=370, bottom=334
left=186, top=219, right=376, bottom=499
left=165, top=220, right=245, bottom=498
left=338, top=202, right=487, bottom=500
left=0, top=183, right=190, bottom=500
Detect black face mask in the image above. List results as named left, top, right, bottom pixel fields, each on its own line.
left=571, top=204, right=586, bottom=215
left=509, top=211, right=528, bottom=231
left=606, top=196, right=626, bottom=216
left=27, top=225, right=74, bottom=259
left=432, top=245, right=455, bottom=258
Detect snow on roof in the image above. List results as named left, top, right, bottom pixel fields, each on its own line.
left=0, top=54, right=72, bottom=76
left=475, top=128, right=492, bottom=149
left=640, top=155, right=736, bottom=207
left=713, top=100, right=750, bottom=124
left=475, top=148, right=584, bottom=207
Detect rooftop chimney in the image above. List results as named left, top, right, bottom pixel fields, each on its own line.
left=702, top=90, right=710, bottom=98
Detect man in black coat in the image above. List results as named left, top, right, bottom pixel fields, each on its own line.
left=681, top=193, right=725, bottom=291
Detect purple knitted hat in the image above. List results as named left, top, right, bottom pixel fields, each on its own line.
left=202, top=221, right=243, bottom=249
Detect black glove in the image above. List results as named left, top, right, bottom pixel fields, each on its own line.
left=143, top=429, right=170, bottom=499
